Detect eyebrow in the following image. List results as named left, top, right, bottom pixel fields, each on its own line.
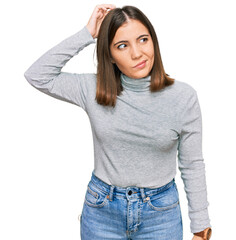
left=113, top=34, right=149, bottom=47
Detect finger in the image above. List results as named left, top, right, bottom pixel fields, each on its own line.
left=97, top=4, right=116, bottom=9
left=98, top=6, right=111, bottom=14
left=98, top=7, right=107, bottom=11
left=96, top=7, right=106, bottom=15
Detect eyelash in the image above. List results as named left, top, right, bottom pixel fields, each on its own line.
left=117, top=38, right=148, bottom=49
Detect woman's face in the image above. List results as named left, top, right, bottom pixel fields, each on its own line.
left=110, top=19, right=154, bottom=79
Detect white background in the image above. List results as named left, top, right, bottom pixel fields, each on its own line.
left=1, top=0, right=235, bottom=239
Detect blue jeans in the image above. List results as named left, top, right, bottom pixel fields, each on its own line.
left=80, top=171, right=183, bottom=240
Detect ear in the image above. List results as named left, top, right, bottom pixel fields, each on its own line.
left=110, top=58, right=115, bottom=64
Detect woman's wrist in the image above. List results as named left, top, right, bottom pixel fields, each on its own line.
left=86, top=24, right=95, bottom=39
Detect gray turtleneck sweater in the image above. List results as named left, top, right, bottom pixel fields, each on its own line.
left=24, top=25, right=211, bottom=233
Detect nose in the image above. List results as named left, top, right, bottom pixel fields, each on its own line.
left=131, top=44, right=142, bottom=59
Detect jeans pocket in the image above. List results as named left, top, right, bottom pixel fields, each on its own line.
left=147, top=182, right=179, bottom=211
left=84, top=182, right=108, bottom=208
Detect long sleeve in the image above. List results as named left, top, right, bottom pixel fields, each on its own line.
left=24, top=26, right=96, bottom=110
left=177, top=89, right=212, bottom=233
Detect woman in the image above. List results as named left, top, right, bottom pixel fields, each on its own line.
left=24, top=4, right=212, bottom=240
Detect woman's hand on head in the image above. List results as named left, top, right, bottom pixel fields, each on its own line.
left=86, top=4, right=116, bottom=39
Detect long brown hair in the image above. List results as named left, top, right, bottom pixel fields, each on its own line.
left=96, top=5, right=175, bottom=107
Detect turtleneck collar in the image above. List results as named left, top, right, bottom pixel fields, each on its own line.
left=120, top=72, right=151, bottom=92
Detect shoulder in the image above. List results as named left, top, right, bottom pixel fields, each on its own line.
left=171, top=79, right=197, bottom=96
left=77, top=72, right=97, bottom=87
left=78, top=72, right=96, bottom=81
left=78, top=73, right=97, bottom=100
left=167, top=79, right=197, bottom=102
left=166, top=80, right=198, bottom=111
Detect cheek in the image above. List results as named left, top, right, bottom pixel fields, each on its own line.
left=144, top=42, right=154, bottom=56
left=113, top=54, right=127, bottom=67
left=147, top=46, right=154, bottom=58
left=111, top=55, right=129, bottom=72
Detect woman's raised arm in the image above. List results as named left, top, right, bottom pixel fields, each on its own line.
left=24, top=25, right=96, bottom=110
left=24, top=4, right=115, bottom=110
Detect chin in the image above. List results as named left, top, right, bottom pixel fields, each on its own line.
left=134, top=70, right=150, bottom=79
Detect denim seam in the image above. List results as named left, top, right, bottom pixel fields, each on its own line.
left=84, top=197, right=108, bottom=208
left=148, top=199, right=179, bottom=211
left=145, top=180, right=174, bottom=196
left=90, top=181, right=108, bottom=195
left=87, top=185, right=99, bottom=198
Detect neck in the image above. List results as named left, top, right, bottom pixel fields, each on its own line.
left=120, top=72, right=151, bottom=92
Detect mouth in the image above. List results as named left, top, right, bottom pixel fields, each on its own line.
left=133, top=60, right=147, bottom=68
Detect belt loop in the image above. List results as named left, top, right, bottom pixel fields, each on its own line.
left=109, top=185, right=115, bottom=201
left=140, top=188, right=150, bottom=203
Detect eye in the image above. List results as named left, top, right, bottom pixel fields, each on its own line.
left=140, top=37, right=148, bottom=43
left=117, top=43, right=126, bottom=49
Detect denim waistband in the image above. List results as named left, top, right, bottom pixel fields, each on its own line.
left=89, top=171, right=175, bottom=203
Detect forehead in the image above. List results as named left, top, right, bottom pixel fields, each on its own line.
left=113, top=20, right=149, bottom=40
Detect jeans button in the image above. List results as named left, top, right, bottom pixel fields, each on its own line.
left=128, top=190, right=132, bottom=195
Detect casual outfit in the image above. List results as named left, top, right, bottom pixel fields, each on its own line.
left=24, top=25, right=212, bottom=238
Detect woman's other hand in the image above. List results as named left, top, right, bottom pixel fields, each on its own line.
left=86, top=4, right=116, bottom=39
left=192, top=235, right=203, bottom=240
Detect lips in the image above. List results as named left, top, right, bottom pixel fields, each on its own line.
left=133, top=60, right=146, bottom=68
